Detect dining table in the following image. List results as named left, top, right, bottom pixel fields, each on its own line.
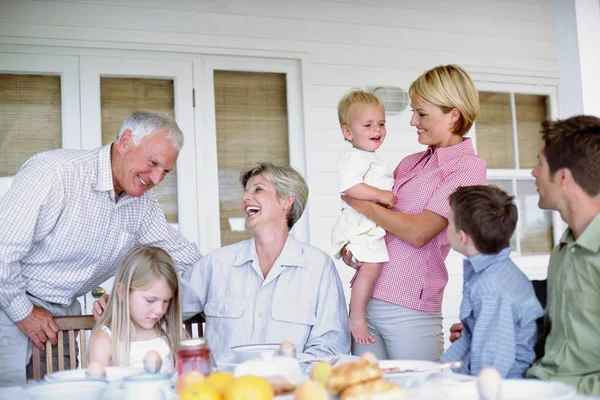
left=1, top=355, right=599, bottom=400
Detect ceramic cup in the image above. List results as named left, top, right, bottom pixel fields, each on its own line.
left=123, top=373, right=172, bottom=400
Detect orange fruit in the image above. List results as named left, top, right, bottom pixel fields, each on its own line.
left=178, top=382, right=221, bottom=400
left=204, top=371, right=235, bottom=394
left=223, top=375, right=274, bottom=400
left=176, top=370, right=206, bottom=394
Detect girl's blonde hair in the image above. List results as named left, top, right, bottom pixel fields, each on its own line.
left=92, top=245, right=184, bottom=367
left=409, top=64, right=479, bottom=136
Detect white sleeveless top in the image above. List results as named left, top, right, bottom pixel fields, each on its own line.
left=101, top=326, right=174, bottom=373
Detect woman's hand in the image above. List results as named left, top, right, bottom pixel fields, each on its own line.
left=341, top=246, right=362, bottom=270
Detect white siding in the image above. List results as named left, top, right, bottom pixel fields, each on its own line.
left=0, top=0, right=557, bottom=348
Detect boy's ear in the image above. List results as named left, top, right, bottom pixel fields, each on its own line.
left=459, top=229, right=470, bottom=245
left=341, top=125, right=353, bottom=142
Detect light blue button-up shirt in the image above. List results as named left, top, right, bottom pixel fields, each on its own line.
left=183, top=235, right=350, bottom=365
left=441, top=248, right=544, bottom=378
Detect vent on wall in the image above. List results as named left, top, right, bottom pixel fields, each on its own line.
left=370, top=86, right=410, bottom=113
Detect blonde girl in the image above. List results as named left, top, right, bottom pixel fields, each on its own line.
left=88, top=245, right=184, bottom=373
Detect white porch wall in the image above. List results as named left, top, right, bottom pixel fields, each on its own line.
left=0, top=0, right=558, bottom=348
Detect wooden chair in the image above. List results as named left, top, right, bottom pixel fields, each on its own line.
left=183, top=313, right=205, bottom=338
left=31, top=315, right=96, bottom=381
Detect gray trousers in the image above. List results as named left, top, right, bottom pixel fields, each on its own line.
left=352, top=298, right=444, bottom=361
left=0, top=296, right=81, bottom=387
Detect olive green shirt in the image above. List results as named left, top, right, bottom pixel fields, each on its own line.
left=527, top=212, right=600, bottom=395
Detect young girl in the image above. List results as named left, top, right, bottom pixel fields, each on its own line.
left=88, top=245, right=184, bottom=374
left=331, top=89, right=395, bottom=345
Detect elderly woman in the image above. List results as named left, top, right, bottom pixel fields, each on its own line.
left=343, top=65, right=487, bottom=361
left=186, top=162, right=350, bottom=365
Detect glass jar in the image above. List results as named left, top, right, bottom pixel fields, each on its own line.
left=177, top=338, right=211, bottom=376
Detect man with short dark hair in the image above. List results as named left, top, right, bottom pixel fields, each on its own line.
left=526, top=115, right=600, bottom=396
left=441, top=185, right=543, bottom=377
left=0, top=111, right=202, bottom=385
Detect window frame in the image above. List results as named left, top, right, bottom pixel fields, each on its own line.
left=471, top=81, right=564, bottom=273
left=193, top=56, right=308, bottom=253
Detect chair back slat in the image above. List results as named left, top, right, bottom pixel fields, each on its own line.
left=183, top=313, right=205, bottom=338
left=80, top=329, right=88, bottom=368
left=45, top=341, right=53, bottom=374
left=57, top=332, right=64, bottom=370
left=69, top=330, right=77, bottom=369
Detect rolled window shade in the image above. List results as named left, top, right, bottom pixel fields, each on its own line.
left=214, top=70, right=290, bottom=246
left=0, top=74, right=62, bottom=177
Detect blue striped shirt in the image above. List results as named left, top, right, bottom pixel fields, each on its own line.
left=441, top=248, right=544, bottom=378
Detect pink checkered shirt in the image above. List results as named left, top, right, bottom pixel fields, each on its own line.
left=372, top=138, right=486, bottom=312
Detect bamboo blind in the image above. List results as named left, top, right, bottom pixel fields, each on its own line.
left=515, top=94, right=547, bottom=169
left=475, top=92, right=515, bottom=169
left=100, top=78, right=178, bottom=224
left=214, top=70, right=289, bottom=246
left=0, top=74, right=62, bottom=177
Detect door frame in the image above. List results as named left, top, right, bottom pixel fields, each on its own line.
left=79, top=56, right=200, bottom=246
left=193, top=55, right=308, bottom=253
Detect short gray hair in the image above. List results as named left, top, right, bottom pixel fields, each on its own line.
left=116, top=110, right=184, bottom=151
left=240, top=162, right=308, bottom=230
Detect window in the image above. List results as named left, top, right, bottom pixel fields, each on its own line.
left=214, top=70, right=290, bottom=246
left=475, top=91, right=554, bottom=255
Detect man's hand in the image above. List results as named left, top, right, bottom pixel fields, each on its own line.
left=341, top=246, right=362, bottom=270
left=15, top=306, right=59, bottom=350
left=378, top=190, right=396, bottom=208
left=449, top=322, right=464, bottom=343
left=92, top=294, right=110, bottom=321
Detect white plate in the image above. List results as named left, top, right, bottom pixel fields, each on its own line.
left=45, top=366, right=143, bottom=382
left=419, top=378, right=577, bottom=400
left=379, top=359, right=442, bottom=389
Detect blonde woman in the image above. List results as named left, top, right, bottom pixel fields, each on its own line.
left=342, top=65, right=487, bottom=361
left=88, top=245, right=184, bottom=373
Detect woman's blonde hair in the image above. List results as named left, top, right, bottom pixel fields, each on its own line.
left=409, top=64, right=479, bottom=136
left=92, top=245, right=184, bottom=368
left=240, top=162, right=309, bottom=230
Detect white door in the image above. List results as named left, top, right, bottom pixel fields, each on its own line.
left=78, top=56, right=197, bottom=314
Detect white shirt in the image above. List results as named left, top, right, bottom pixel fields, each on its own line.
left=0, top=144, right=202, bottom=321
left=337, top=148, right=394, bottom=208
left=101, top=326, right=173, bottom=374
left=183, top=235, right=351, bottom=365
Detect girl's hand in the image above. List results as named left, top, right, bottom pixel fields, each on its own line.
left=341, top=246, right=362, bottom=270
left=92, top=294, right=110, bottom=321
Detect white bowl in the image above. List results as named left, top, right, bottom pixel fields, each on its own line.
left=26, top=379, right=108, bottom=400
left=45, top=366, right=143, bottom=382
left=230, top=343, right=280, bottom=363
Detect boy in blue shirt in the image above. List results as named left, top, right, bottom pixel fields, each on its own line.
left=441, top=185, right=544, bottom=378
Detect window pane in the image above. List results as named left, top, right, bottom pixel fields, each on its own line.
left=516, top=180, right=553, bottom=254
left=476, top=92, right=515, bottom=168
left=214, top=71, right=289, bottom=246
left=488, top=179, right=517, bottom=251
left=100, top=78, right=178, bottom=224
left=515, top=94, right=547, bottom=169
left=0, top=74, right=62, bottom=177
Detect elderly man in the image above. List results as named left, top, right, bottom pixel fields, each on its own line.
left=0, top=111, right=202, bottom=385
left=525, top=116, right=600, bottom=396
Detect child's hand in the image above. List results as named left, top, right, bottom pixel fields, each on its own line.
left=449, top=322, right=464, bottom=343
left=378, top=190, right=395, bottom=208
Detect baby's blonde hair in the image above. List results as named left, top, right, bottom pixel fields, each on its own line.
left=92, top=245, right=184, bottom=368
left=337, top=89, right=384, bottom=127
left=409, top=64, right=479, bottom=136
